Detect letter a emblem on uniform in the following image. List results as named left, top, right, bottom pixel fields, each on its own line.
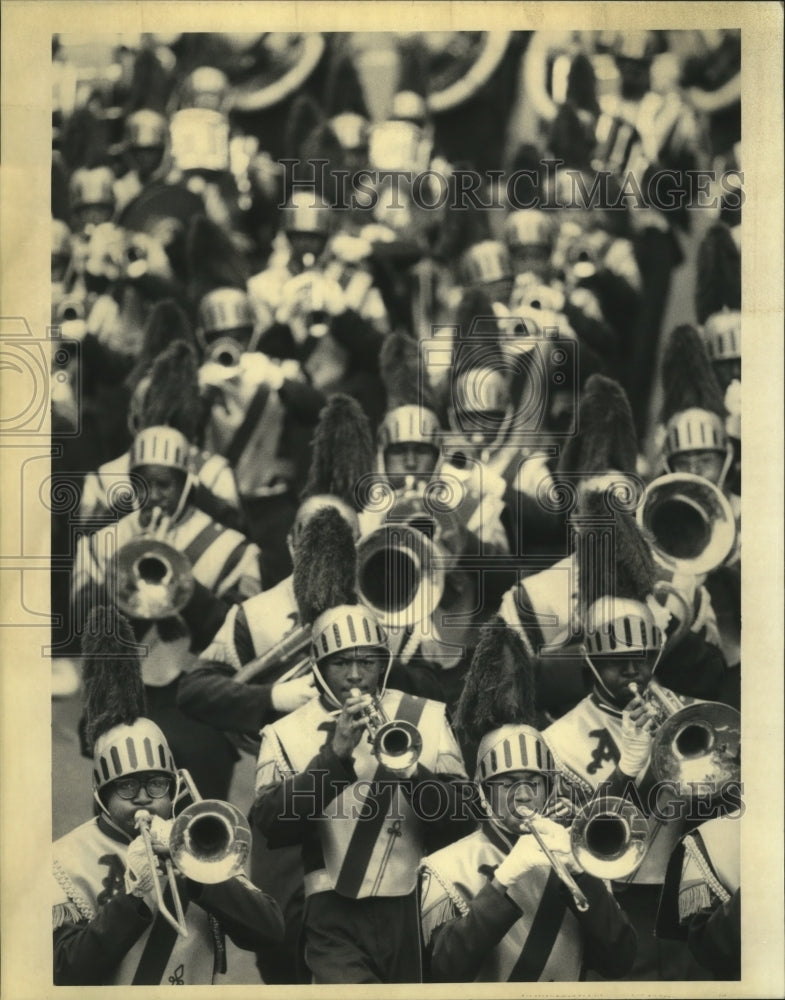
left=586, top=728, right=619, bottom=775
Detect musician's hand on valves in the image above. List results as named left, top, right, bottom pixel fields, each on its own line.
left=331, top=690, right=373, bottom=761
left=271, top=673, right=317, bottom=714
left=618, top=688, right=656, bottom=778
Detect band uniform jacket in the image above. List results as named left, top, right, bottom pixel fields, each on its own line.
left=420, top=823, right=636, bottom=982
left=52, top=816, right=284, bottom=986
left=253, top=689, right=469, bottom=901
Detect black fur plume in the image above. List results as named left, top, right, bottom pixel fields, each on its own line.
left=138, top=339, right=201, bottom=441
left=453, top=616, right=539, bottom=747
left=186, top=216, right=248, bottom=305
left=695, top=223, right=741, bottom=324
left=574, top=489, right=655, bottom=618
left=324, top=53, right=370, bottom=118
left=379, top=331, right=436, bottom=411
left=566, top=52, right=600, bottom=116
left=81, top=606, right=146, bottom=754
left=302, top=394, right=375, bottom=508
left=293, top=506, right=358, bottom=626
left=557, top=374, right=638, bottom=475
left=129, top=299, right=196, bottom=387
left=660, top=324, right=727, bottom=422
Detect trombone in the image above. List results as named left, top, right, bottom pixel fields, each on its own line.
left=628, top=681, right=741, bottom=792
left=349, top=687, right=423, bottom=773
left=514, top=795, right=650, bottom=909
left=114, top=537, right=195, bottom=621
left=133, top=769, right=252, bottom=937
left=233, top=624, right=313, bottom=685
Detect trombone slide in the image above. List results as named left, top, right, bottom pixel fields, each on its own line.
left=134, top=809, right=189, bottom=938
left=519, top=816, right=589, bottom=912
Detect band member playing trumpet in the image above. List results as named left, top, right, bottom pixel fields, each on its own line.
left=419, top=724, right=636, bottom=982
left=251, top=597, right=472, bottom=984
left=53, top=608, right=284, bottom=986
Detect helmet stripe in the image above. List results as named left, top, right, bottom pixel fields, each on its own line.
left=126, top=737, right=138, bottom=769
left=623, top=616, right=633, bottom=648
left=110, top=746, right=122, bottom=775
left=490, top=749, right=498, bottom=773
left=518, top=732, right=528, bottom=767
left=347, top=615, right=357, bottom=643
left=503, top=739, right=512, bottom=769
left=142, top=737, right=153, bottom=767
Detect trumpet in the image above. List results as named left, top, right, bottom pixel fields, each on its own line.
left=637, top=473, right=736, bottom=578
left=204, top=336, right=244, bottom=369
left=134, top=769, right=252, bottom=938
left=628, top=681, right=741, bottom=792
left=350, top=687, right=423, bottom=773
left=114, top=537, right=195, bottom=620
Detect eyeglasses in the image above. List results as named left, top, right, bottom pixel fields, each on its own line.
left=112, top=775, right=173, bottom=800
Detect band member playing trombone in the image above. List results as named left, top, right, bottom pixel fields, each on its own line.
left=251, top=597, right=471, bottom=984
left=418, top=620, right=635, bottom=982
left=71, top=423, right=263, bottom=799
left=419, top=723, right=636, bottom=982
left=52, top=609, right=284, bottom=986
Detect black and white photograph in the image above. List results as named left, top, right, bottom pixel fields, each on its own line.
left=0, top=3, right=783, bottom=996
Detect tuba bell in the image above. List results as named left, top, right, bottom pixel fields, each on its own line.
left=637, top=473, right=736, bottom=578
left=114, top=537, right=195, bottom=620
left=356, top=492, right=448, bottom=630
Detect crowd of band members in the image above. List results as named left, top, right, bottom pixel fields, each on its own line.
left=51, top=29, right=742, bottom=985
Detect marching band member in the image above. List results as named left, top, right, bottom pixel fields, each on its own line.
left=419, top=621, right=635, bottom=982
left=543, top=490, right=737, bottom=980
left=656, top=324, right=733, bottom=489
left=695, top=222, right=742, bottom=494
left=247, top=189, right=333, bottom=331
left=53, top=608, right=284, bottom=986
left=251, top=567, right=472, bottom=982
left=80, top=336, right=242, bottom=531
left=178, top=393, right=375, bottom=741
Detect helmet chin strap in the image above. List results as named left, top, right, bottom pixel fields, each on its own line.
left=582, top=644, right=666, bottom=704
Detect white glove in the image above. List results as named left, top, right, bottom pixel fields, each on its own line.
left=240, top=351, right=285, bottom=391
left=618, top=698, right=656, bottom=777
left=147, top=816, right=174, bottom=853
left=124, top=835, right=161, bottom=897
left=494, top=818, right=573, bottom=887
left=270, top=674, right=317, bottom=714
